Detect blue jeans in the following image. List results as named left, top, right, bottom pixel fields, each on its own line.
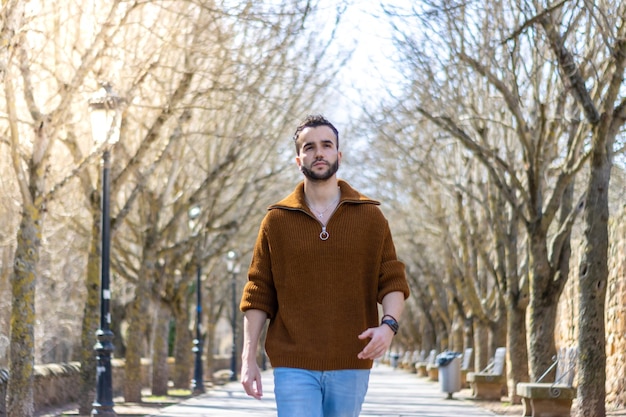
left=273, top=367, right=370, bottom=417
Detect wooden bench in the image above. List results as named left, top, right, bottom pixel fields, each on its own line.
left=467, top=347, right=507, bottom=400
left=400, top=350, right=420, bottom=373
left=400, top=351, right=414, bottom=371
left=427, top=355, right=439, bottom=381
left=415, top=349, right=436, bottom=378
left=517, top=347, right=577, bottom=417
left=409, top=350, right=421, bottom=373
left=459, top=347, right=473, bottom=388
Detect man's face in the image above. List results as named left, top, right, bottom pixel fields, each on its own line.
left=295, top=126, right=342, bottom=181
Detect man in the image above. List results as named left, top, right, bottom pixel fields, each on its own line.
left=240, top=114, right=410, bottom=417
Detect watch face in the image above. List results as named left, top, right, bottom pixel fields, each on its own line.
left=382, top=319, right=399, bottom=334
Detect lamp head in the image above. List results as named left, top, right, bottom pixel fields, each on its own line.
left=188, top=206, right=201, bottom=233
left=226, top=250, right=239, bottom=273
left=89, top=83, right=123, bottom=146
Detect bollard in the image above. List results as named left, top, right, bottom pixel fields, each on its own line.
left=0, top=368, right=8, bottom=417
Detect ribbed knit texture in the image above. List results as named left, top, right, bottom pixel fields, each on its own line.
left=240, top=180, right=410, bottom=371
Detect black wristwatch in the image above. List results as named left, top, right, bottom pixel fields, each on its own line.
left=381, top=315, right=399, bottom=335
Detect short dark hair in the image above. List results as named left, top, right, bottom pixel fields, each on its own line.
left=292, top=114, right=339, bottom=153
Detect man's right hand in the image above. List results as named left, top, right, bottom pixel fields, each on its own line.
left=241, top=361, right=263, bottom=399
left=240, top=309, right=268, bottom=399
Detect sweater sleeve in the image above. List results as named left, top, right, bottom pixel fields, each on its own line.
left=239, top=218, right=278, bottom=318
left=377, top=221, right=410, bottom=303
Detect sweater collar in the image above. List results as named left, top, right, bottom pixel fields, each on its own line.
left=269, top=179, right=379, bottom=211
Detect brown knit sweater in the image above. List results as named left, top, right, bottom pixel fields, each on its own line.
left=240, top=180, right=410, bottom=371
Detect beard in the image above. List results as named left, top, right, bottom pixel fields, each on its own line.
left=301, top=159, right=339, bottom=181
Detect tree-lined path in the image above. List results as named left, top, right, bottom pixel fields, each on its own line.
left=151, top=365, right=498, bottom=417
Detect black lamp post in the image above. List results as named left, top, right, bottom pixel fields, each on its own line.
left=191, top=263, right=204, bottom=394
left=89, top=84, right=122, bottom=417
left=226, top=251, right=240, bottom=382
left=188, top=206, right=205, bottom=394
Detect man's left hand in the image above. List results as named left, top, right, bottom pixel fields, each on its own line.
left=357, top=325, right=394, bottom=360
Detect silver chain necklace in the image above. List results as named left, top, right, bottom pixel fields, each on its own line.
left=307, top=195, right=340, bottom=219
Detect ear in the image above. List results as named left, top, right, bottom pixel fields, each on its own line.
left=295, top=155, right=303, bottom=170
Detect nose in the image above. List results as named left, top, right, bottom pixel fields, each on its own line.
left=313, top=144, right=325, bottom=159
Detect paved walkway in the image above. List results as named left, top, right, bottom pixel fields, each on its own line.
left=150, top=365, right=497, bottom=417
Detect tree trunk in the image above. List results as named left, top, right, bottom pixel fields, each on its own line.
left=123, top=281, right=150, bottom=402
left=77, top=218, right=101, bottom=414
left=463, top=316, right=474, bottom=355
left=435, top=316, right=449, bottom=352
left=527, top=242, right=558, bottom=379
left=473, top=321, right=490, bottom=371
left=421, top=316, right=437, bottom=353
left=527, top=297, right=558, bottom=379
left=575, top=123, right=611, bottom=417
left=7, top=211, right=41, bottom=417
left=172, top=298, right=192, bottom=389
left=491, top=299, right=509, bottom=397
left=489, top=298, right=507, bottom=354
left=450, top=314, right=464, bottom=352
left=506, top=302, right=529, bottom=404
left=151, top=303, right=170, bottom=396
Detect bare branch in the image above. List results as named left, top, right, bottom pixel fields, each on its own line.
left=538, top=10, right=600, bottom=124
left=503, top=0, right=568, bottom=44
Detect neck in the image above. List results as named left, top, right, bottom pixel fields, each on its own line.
left=303, top=178, right=340, bottom=205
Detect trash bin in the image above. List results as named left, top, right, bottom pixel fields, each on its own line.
left=437, top=351, right=462, bottom=399
left=390, top=352, right=400, bottom=369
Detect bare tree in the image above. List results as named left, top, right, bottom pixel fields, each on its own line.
left=0, top=0, right=350, bottom=415
left=363, top=0, right=595, bottom=403
left=1, top=0, right=139, bottom=414
left=366, top=1, right=626, bottom=413
left=532, top=2, right=626, bottom=415
left=359, top=105, right=513, bottom=367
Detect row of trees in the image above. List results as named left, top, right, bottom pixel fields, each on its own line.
left=362, top=2, right=625, bottom=417
left=0, top=1, right=352, bottom=416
